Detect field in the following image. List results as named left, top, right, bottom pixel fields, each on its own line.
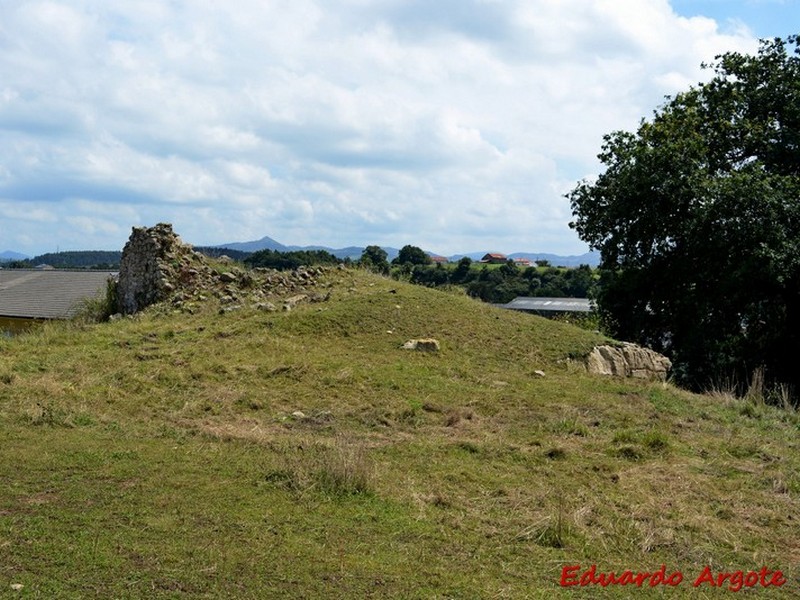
left=1, top=268, right=798, bottom=598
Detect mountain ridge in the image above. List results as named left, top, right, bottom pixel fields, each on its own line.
left=2, top=236, right=599, bottom=267
left=215, top=236, right=599, bottom=266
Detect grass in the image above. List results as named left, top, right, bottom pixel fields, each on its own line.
left=0, top=268, right=798, bottom=597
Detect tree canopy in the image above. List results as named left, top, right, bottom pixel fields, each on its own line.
left=244, top=248, right=341, bottom=271
left=567, top=36, right=800, bottom=398
left=359, top=245, right=390, bottom=274
left=393, top=245, right=431, bottom=266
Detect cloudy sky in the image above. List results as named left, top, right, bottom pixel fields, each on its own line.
left=1, top=0, right=797, bottom=256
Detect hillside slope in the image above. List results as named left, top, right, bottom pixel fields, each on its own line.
left=0, top=269, right=798, bottom=598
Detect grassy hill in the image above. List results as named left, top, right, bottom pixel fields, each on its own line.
left=0, top=268, right=798, bottom=598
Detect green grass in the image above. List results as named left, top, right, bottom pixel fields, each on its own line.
left=0, top=268, right=798, bottom=597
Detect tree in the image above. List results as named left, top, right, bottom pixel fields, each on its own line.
left=393, top=245, right=431, bottom=266
left=410, top=263, right=450, bottom=287
left=567, top=36, right=800, bottom=398
left=451, top=256, right=473, bottom=283
left=359, top=245, right=389, bottom=274
left=499, top=259, right=520, bottom=278
left=567, top=36, right=800, bottom=397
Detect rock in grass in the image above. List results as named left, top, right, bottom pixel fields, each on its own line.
left=585, top=342, right=671, bottom=381
left=402, top=338, right=440, bottom=352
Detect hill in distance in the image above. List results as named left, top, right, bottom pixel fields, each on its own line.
left=216, top=235, right=600, bottom=266
left=0, top=265, right=796, bottom=596
left=1, top=250, right=121, bottom=268
left=0, top=250, right=29, bottom=261
left=3, top=233, right=599, bottom=267
left=216, top=235, right=396, bottom=261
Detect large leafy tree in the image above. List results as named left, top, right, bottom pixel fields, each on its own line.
left=568, top=36, right=800, bottom=395
left=359, top=245, right=390, bottom=274
left=393, top=245, right=431, bottom=266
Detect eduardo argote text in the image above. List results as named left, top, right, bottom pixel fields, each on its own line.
left=560, top=564, right=787, bottom=592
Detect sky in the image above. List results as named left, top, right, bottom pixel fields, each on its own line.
left=0, top=1, right=798, bottom=257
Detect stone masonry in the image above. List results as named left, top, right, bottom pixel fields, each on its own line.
left=116, top=223, right=332, bottom=315
left=117, top=224, right=196, bottom=314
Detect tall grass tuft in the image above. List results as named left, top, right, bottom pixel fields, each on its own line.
left=745, top=366, right=766, bottom=406
left=315, top=436, right=374, bottom=496
left=266, top=437, right=375, bottom=497
left=706, top=373, right=739, bottom=405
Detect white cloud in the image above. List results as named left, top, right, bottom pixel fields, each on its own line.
left=0, top=0, right=766, bottom=255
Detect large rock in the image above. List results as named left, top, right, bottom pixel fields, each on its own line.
left=585, top=342, right=671, bottom=381
left=402, top=338, right=441, bottom=352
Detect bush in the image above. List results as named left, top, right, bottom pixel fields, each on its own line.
left=74, top=278, right=118, bottom=323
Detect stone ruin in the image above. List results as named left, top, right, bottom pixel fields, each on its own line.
left=117, top=224, right=671, bottom=381
left=116, top=223, right=332, bottom=315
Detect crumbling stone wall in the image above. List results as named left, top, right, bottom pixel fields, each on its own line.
left=116, top=223, right=334, bottom=315
left=117, top=223, right=205, bottom=314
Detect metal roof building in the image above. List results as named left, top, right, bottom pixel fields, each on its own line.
left=501, top=297, right=593, bottom=314
left=0, top=270, right=116, bottom=320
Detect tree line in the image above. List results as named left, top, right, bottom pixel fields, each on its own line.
left=2, top=251, right=122, bottom=269
left=359, top=244, right=596, bottom=303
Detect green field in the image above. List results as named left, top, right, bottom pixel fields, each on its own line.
left=1, top=268, right=798, bottom=598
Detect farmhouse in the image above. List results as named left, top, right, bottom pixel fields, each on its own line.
left=480, top=253, right=507, bottom=264
left=0, top=270, right=115, bottom=333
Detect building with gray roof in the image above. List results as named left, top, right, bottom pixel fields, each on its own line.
left=0, top=270, right=116, bottom=331
left=500, top=296, right=593, bottom=314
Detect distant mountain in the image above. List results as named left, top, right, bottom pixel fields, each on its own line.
left=212, top=234, right=598, bottom=267
left=215, top=235, right=288, bottom=253
left=213, top=236, right=403, bottom=261
left=0, top=250, right=29, bottom=261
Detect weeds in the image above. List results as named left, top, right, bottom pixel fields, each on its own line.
left=24, top=403, right=71, bottom=427
left=266, top=437, right=374, bottom=497
left=517, top=494, right=567, bottom=548
left=74, top=277, right=118, bottom=323
left=745, top=366, right=766, bottom=405
left=315, top=436, right=374, bottom=496
left=709, top=367, right=797, bottom=411
left=706, top=373, right=739, bottom=404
